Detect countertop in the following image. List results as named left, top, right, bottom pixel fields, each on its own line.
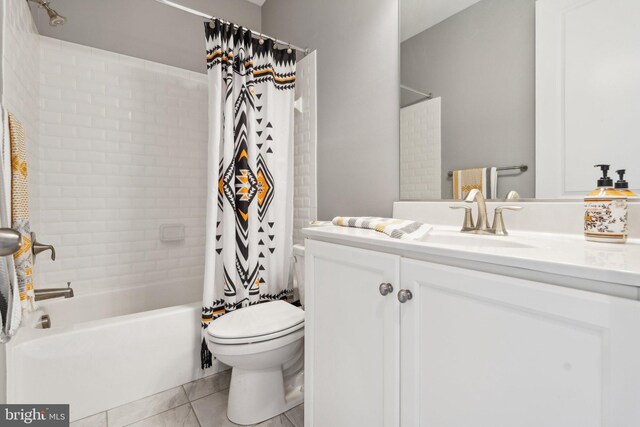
left=303, top=225, right=640, bottom=288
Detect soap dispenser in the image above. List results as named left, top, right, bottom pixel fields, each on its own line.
left=614, top=169, right=638, bottom=197
left=584, top=164, right=628, bottom=243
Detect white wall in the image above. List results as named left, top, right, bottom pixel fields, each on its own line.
left=293, top=52, right=317, bottom=245
left=1, top=0, right=41, bottom=228
left=400, top=98, right=441, bottom=200
left=37, top=37, right=208, bottom=293
left=1, top=0, right=41, bottom=404
left=0, top=2, right=4, bottom=92
left=32, top=0, right=262, bottom=73
left=262, top=0, right=400, bottom=219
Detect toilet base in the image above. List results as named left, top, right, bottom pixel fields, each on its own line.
left=227, top=366, right=303, bottom=425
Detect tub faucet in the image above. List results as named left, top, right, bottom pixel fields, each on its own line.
left=34, top=282, right=74, bottom=301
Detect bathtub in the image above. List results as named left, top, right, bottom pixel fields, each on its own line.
left=5, top=281, right=216, bottom=421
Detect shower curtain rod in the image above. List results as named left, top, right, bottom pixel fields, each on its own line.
left=400, top=84, right=433, bottom=99
left=153, top=0, right=309, bottom=54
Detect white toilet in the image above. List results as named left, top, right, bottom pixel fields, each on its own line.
left=205, top=244, right=306, bottom=425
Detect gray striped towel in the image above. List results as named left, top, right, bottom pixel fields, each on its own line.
left=332, top=217, right=432, bottom=240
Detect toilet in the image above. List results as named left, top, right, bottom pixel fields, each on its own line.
left=205, top=244, right=306, bottom=425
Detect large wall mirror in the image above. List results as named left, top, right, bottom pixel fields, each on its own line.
left=400, top=0, right=640, bottom=201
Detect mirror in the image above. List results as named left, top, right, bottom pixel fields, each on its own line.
left=400, top=0, right=640, bottom=200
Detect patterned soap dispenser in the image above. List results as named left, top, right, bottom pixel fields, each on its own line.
left=584, top=164, right=628, bottom=243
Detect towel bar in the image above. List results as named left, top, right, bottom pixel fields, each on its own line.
left=447, top=165, right=528, bottom=178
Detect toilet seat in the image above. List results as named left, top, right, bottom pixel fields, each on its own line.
left=208, top=321, right=304, bottom=345
left=207, top=300, right=304, bottom=345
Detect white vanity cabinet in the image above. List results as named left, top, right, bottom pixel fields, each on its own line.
left=305, top=240, right=401, bottom=427
left=305, top=239, right=640, bottom=427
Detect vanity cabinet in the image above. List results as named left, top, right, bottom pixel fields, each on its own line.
left=304, top=240, right=401, bottom=427
left=305, top=240, right=640, bottom=427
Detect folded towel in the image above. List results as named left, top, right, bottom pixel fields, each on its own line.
left=332, top=217, right=432, bottom=241
left=452, top=167, right=497, bottom=200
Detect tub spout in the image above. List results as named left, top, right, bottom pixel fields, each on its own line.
left=34, top=282, right=74, bottom=301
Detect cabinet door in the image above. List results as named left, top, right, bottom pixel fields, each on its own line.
left=401, top=259, right=640, bottom=427
left=305, top=240, right=401, bottom=427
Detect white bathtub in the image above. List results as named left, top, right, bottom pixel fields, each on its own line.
left=5, top=281, right=217, bottom=421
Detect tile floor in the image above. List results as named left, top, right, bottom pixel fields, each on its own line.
left=70, top=369, right=303, bottom=427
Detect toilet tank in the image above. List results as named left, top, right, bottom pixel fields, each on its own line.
left=292, top=244, right=305, bottom=308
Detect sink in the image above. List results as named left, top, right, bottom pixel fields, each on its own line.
left=422, top=230, right=536, bottom=249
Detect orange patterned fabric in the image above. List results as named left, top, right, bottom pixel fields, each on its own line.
left=452, top=167, right=497, bottom=200
left=8, top=113, right=35, bottom=307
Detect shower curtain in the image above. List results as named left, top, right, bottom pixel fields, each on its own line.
left=201, top=20, right=296, bottom=368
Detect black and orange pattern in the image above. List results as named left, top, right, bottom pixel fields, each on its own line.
left=201, top=20, right=296, bottom=368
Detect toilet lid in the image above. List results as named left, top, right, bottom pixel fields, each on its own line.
left=207, top=300, right=304, bottom=340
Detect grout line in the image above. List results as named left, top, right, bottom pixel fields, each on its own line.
left=283, top=406, right=302, bottom=427
left=181, top=384, right=189, bottom=400
left=188, top=402, right=202, bottom=427
left=283, top=411, right=294, bottom=427
left=120, top=402, right=193, bottom=427
left=189, top=385, right=231, bottom=405
left=108, top=386, right=189, bottom=427
left=186, top=371, right=232, bottom=403
left=190, top=400, right=205, bottom=427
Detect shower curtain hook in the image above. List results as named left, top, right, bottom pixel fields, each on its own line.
left=287, top=43, right=293, bottom=54
left=259, top=33, right=264, bottom=45
left=208, top=18, right=215, bottom=29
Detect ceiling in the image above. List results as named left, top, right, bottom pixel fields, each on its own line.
left=401, top=0, right=482, bottom=42
left=246, top=0, right=267, bottom=6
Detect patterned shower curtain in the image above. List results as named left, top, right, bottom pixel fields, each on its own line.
left=201, top=20, right=296, bottom=368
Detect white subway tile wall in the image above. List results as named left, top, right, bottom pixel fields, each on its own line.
left=1, top=0, right=41, bottom=229
left=293, top=52, right=317, bottom=244
left=400, top=97, right=442, bottom=200
left=37, top=37, right=208, bottom=292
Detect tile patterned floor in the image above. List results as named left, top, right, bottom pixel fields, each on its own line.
left=70, top=369, right=303, bottom=427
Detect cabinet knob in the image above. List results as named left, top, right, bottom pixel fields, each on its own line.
left=379, top=283, right=394, bottom=296
left=397, top=289, right=413, bottom=303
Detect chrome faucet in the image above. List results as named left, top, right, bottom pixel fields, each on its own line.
left=491, top=206, right=522, bottom=236
left=506, top=190, right=520, bottom=200
left=465, top=189, right=491, bottom=232
left=450, top=189, right=522, bottom=236
left=34, top=282, right=74, bottom=301
left=0, top=228, right=22, bottom=257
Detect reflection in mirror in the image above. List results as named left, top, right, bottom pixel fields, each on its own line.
left=536, top=0, right=640, bottom=198
left=400, top=0, right=640, bottom=201
left=400, top=0, right=535, bottom=200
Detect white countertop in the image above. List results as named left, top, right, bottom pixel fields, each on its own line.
left=303, top=225, right=640, bottom=288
